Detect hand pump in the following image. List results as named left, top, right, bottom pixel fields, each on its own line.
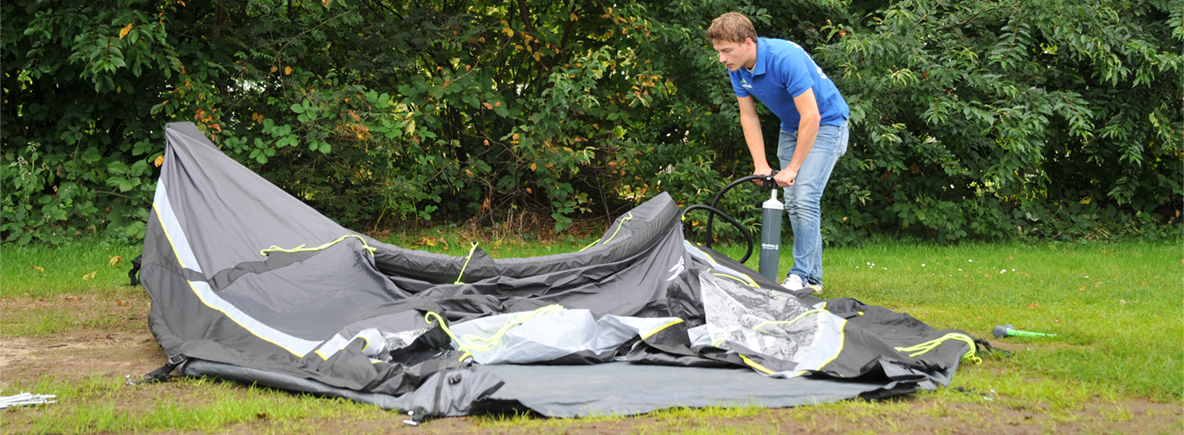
left=758, top=188, right=783, bottom=281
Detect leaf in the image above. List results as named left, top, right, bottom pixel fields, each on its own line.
left=130, top=160, right=150, bottom=176
left=284, top=66, right=292, bottom=75
left=107, top=161, right=130, bottom=175
left=150, top=100, right=169, bottom=115
left=116, top=178, right=137, bottom=192
left=31, top=265, right=44, bottom=272
left=154, top=155, right=164, bottom=167
left=119, top=24, right=133, bottom=39
left=82, top=271, right=97, bottom=280
left=109, top=256, right=122, bottom=266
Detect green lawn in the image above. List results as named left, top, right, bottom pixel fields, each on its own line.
left=727, top=240, right=1183, bottom=401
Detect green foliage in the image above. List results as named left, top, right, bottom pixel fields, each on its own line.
left=2, top=0, right=181, bottom=244
left=812, top=0, right=1183, bottom=242
left=3, top=0, right=1179, bottom=245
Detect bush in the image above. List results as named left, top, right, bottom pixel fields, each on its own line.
left=3, top=0, right=1179, bottom=246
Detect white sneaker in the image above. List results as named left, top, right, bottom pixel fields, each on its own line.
left=781, top=274, right=805, bottom=290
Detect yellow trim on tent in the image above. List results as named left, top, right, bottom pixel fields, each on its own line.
left=739, top=354, right=776, bottom=375
left=812, top=317, right=848, bottom=370
left=895, top=333, right=981, bottom=364
left=153, top=202, right=193, bottom=271
left=639, top=319, right=685, bottom=341
left=454, top=242, right=480, bottom=284
left=580, top=212, right=633, bottom=251
left=425, top=305, right=564, bottom=355
left=751, top=309, right=827, bottom=331
left=709, top=271, right=759, bottom=288
left=259, top=234, right=376, bottom=257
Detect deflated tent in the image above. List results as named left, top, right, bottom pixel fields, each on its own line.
left=140, top=122, right=984, bottom=419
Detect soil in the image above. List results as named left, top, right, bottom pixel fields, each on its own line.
left=2, top=294, right=1180, bottom=435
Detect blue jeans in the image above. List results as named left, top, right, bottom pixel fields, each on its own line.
left=777, top=119, right=848, bottom=285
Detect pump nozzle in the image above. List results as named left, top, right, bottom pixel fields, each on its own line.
left=992, top=324, right=1056, bottom=338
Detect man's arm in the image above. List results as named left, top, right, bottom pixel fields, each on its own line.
left=737, top=96, right=773, bottom=177
left=774, top=88, right=821, bottom=187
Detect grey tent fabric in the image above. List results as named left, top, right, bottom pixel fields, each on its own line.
left=144, top=122, right=982, bottom=418
left=446, top=307, right=683, bottom=365
left=183, top=359, right=920, bottom=418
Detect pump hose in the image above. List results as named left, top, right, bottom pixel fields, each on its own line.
left=683, top=173, right=777, bottom=264
left=680, top=204, right=754, bottom=263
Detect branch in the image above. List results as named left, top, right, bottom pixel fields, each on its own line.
left=93, top=190, right=139, bottom=200
left=937, top=6, right=999, bottom=32
left=366, top=0, right=403, bottom=20
left=516, top=0, right=535, bottom=34
left=274, top=10, right=354, bottom=61
left=548, top=0, right=579, bottom=71
left=914, top=0, right=945, bottom=26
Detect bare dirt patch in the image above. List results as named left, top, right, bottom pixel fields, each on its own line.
left=1, top=330, right=164, bottom=390
left=2, top=292, right=161, bottom=390
left=2, top=297, right=1180, bottom=434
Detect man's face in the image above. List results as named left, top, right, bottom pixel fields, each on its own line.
left=712, top=38, right=756, bottom=72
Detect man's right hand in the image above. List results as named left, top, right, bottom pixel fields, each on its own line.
left=752, top=166, right=774, bottom=186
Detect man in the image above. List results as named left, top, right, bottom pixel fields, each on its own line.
left=707, top=12, right=849, bottom=292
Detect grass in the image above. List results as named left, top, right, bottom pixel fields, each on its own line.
left=1, top=239, right=142, bottom=297
left=378, top=228, right=603, bottom=258
left=1, top=234, right=1180, bottom=434
left=791, top=241, right=1184, bottom=402
left=5, top=375, right=374, bottom=434
left=1, top=238, right=146, bottom=337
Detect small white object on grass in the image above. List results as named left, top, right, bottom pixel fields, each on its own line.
left=0, top=392, right=57, bottom=409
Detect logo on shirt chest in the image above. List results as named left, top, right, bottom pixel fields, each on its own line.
left=740, top=78, right=753, bottom=90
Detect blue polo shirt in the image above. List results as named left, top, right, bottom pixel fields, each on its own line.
left=730, top=38, right=849, bottom=132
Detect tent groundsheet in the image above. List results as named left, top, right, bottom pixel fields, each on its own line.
left=143, top=122, right=985, bottom=418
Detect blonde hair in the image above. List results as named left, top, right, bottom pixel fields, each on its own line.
left=706, top=12, right=758, bottom=44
